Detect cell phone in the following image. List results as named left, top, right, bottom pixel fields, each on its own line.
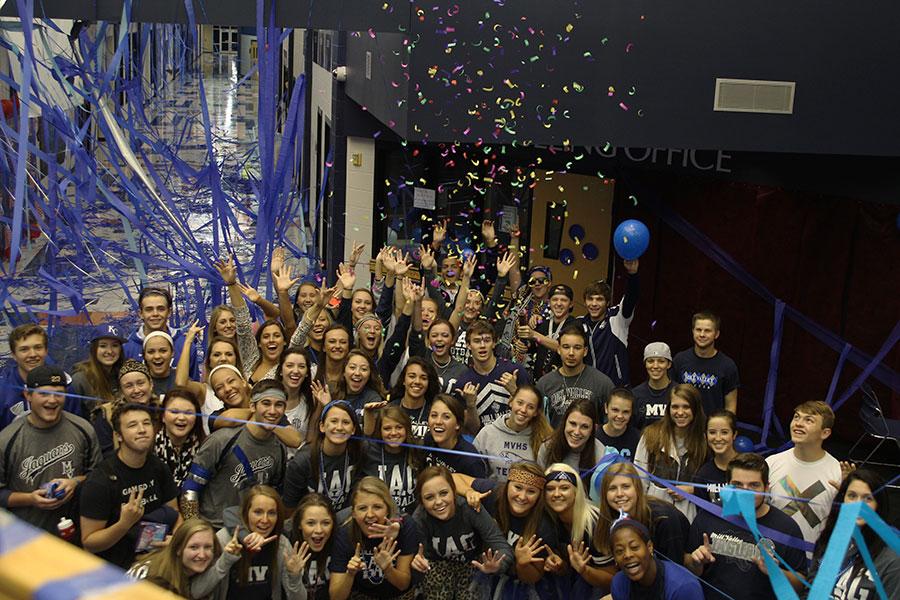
left=135, top=522, right=168, bottom=553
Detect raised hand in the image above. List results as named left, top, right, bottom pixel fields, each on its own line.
left=461, top=382, right=479, bottom=406
left=690, top=533, right=716, bottom=567
left=623, top=259, right=639, bottom=274
left=381, top=247, right=398, bottom=275
left=225, top=528, right=243, bottom=556
left=419, top=244, right=436, bottom=271
left=481, top=219, right=496, bottom=243
left=367, top=520, right=401, bottom=540
left=543, top=546, right=565, bottom=573
left=285, top=541, right=311, bottom=576
left=185, top=319, right=204, bottom=340
left=465, top=488, right=493, bottom=512
left=363, top=400, right=389, bottom=413
left=314, top=282, right=341, bottom=309
left=235, top=282, right=263, bottom=305
left=273, top=264, right=300, bottom=294
left=461, top=254, right=477, bottom=280
left=119, top=488, right=145, bottom=527
left=310, top=380, right=332, bottom=407
left=411, top=543, right=430, bottom=573
left=496, top=370, right=519, bottom=395
left=349, top=241, right=366, bottom=267
left=336, top=262, right=356, bottom=290
left=568, top=541, right=590, bottom=575
left=243, top=531, right=278, bottom=553
left=373, top=537, right=401, bottom=571
left=515, top=535, right=545, bottom=566
left=496, top=251, right=516, bottom=278
left=393, top=250, right=412, bottom=276
left=214, top=257, right=238, bottom=286
left=347, top=543, right=365, bottom=575
left=271, top=246, right=286, bottom=275
left=830, top=461, right=858, bottom=490
left=432, top=219, right=448, bottom=245
left=472, top=548, right=506, bottom=574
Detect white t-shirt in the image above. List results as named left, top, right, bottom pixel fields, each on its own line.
left=766, top=449, right=840, bottom=549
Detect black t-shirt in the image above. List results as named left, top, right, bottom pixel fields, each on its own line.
left=471, top=478, right=561, bottom=552
left=648, top=500, right=690, bottom=564
left=631, top=381, right=673, bottom=430
left=423, top=433, right=488, bottom=478
left=328, top=519, right=420, bottom=598
left=227, top=542, right=276, bottom=600
left=283, top=444, right=363, bottom=511
left=688, top=505, right=806, bottom=600
left=362, top=445, right=418, bottom=514
left=693, top=459, right=727, bottom=504
left=671, top=350, right=740, bottom=417
left=80, top=453, right=179, bottom=568
left=388, top=398, right=431, bottom=440
left=595, top=426, right=641, bottom=460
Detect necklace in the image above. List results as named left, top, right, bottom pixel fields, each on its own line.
left=431, top=353, right=451, bottom=370
left=561, top=367, right=586, bottom=401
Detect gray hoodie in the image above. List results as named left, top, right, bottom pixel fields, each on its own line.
left=472, top=417, right=540, bottom=480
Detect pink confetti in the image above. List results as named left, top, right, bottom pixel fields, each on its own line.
left=619, top=102, right=629, bottom=111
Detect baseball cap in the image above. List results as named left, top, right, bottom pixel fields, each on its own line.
left=549, top=284, right=574, bottom=301
left=27, top=365, right=68, bottom=389
left=90, top=324, right=126, bottom=343
left=643, top=342, right=672, bottom=362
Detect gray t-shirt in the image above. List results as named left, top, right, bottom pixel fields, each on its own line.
left=187, top=427, right=287, bottom=527
left=0, top=413, right=101, bottom=532
left=536, top=366, right=614, bottom=428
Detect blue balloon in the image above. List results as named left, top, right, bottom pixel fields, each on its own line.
left=734, top=435, right=754, bottom=453
left=613, top=219, right=650, bottom=260
left=559, top=248, right=575, bottom=266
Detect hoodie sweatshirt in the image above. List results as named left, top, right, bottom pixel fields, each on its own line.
left=472, top=417, right=539, bottom=480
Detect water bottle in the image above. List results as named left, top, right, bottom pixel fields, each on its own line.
left=57, top=517, right=76, bottom=541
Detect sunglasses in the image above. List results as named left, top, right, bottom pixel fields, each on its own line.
left=529, top=278, right=549, bottom=286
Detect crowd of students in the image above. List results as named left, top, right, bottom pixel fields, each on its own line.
left=0, top=223, right=896, bottom=600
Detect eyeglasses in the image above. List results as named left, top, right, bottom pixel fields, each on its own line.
left=529, top=278, right=548, bottom=286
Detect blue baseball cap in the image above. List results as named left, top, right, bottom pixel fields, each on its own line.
left=91, top=324, right=126, bottom=343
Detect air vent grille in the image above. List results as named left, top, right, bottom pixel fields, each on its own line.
left=714, top=78, right=795, bottom=114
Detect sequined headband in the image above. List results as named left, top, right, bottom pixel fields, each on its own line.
left=508, top=468, right=546, bottom=490
left=545, top=470, right=577, bottom=486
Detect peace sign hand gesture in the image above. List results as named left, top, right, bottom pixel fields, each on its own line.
left=119, top=488, right=145, bottom=527
left=373, top=537, right=401, bottom=571
left=284, top=541, right=311, bottom=576
left=472, top=548, right=507, bottom=574
left=347, top=543, right=365, bottom=575
left=411, top=543, right=431, bottom=573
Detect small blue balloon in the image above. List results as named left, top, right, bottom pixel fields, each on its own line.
left=734, top=435, right=754, bottom=453
left=568, top=224, right=586, bottom=241
left=582, top=242, right=599, bottom=261
left=559, top=248, right=575, bottom=265
left=613, top=219, right=650, bottom=260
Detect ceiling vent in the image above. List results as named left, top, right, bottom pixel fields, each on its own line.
left=713, top=78, right=795, bottom=114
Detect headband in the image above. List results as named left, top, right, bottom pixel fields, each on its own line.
left=143, top=330, right=174, bottom=349
left=609, top=513, right=651, bottom=540
left=508, top=468, right=546, bottom=490
left=354, top=313, right=382, bottom=332
left=546, top=470, right=578, bottom=486
left=251, top=388, right=287, bottom=404
left=208, top=364, right=244, bottom=381
left=319, top=400, right=357, bottom=424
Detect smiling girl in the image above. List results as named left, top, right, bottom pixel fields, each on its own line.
left=411, top=466, right=513, bottom=600
left=278, top=347, right=316, bottom=443
left=154, top=386, right=205, bottom=488
left=336, top=349, right=387, bottom=420
left=71, top=326, right=125, bottom=412
left=423, top=394, right=488, bottom=479
left=143, top=331, right=176, bottom=395
left=386, top=357, right=440, bottom=439
left=693, top=409, right=738, bottom=504
left=634, top=384, right=707, bottom=520
left=127, top=517, right=221, bottom=596
left=283, top=400, right=366, bottom=512
left=329, top=477, right=417, bottom=600
left=537, top=399, right=605, bottom=484
left=196, top=485, right=308, bottom=600
left=473, top=385, right=553, bottom=480
left=289, top=494, right=336, bottom=600
left=362, top=407, right=422, bottom=514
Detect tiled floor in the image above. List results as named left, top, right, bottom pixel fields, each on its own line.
left=2, top=55, right=274, bottom=367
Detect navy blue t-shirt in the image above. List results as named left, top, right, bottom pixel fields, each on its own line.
left=329, top=519, right=420, bottom=598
